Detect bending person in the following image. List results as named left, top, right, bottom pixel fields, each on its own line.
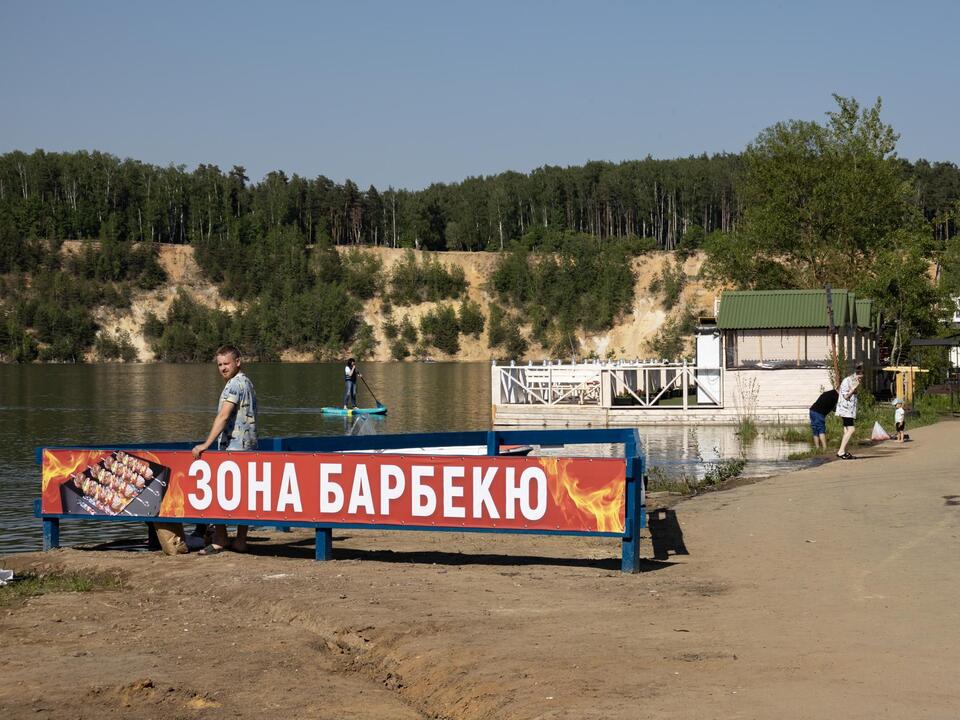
left=192, top=344, right=259, bottom=554
left=809, top=387, right=838, bottom=449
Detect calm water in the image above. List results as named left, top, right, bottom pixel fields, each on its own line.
left=0, top=362, right=806, bottom=554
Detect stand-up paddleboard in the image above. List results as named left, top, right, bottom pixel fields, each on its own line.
left=321, top=405, right=387, bottom=416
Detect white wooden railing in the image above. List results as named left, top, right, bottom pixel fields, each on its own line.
left=492, top=360, right=723, bottom=410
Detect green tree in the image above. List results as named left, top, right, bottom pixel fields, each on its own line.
left=419, top=304, right=461, bottom=354
left=708, top=95, right=921, bottom=289
left=860, top=233, right=950, bottom=365
left=458, top=299, right=485, bottom=338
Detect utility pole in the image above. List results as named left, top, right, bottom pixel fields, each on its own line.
left=826, top=285, right=840, bottom=388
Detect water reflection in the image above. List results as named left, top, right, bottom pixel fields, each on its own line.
left=0, top=362, right=806, bottom=554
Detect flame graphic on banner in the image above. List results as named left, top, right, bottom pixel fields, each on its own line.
left=41, top=449, right=108, bottom=513
left=540, top=457, right=625, bottom=533
left=160, top=470, right=187, bottom=517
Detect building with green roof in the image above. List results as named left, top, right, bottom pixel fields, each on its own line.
left=697, top=288, right=879, bottom=414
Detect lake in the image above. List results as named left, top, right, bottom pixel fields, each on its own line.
left=0, top=362, right=807, bottom=553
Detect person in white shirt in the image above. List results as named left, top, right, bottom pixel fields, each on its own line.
left=836, top=363, right=864, bottom=459
left=894, top=399, right=906, bottom=442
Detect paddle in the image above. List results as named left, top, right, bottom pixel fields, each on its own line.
left=359, top=375, right=384, bottom=408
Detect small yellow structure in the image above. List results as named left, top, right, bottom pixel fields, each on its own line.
left=882, top=366, right=928, bottom=405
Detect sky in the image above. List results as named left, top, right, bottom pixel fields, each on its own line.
left=1, top=0, right=958, bottom=189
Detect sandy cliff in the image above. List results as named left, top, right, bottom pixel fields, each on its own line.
left=84, top=242, right=714, bottom=362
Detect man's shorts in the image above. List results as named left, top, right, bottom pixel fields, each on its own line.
left=841, top=416, right=855, bottom=427
left=809, top=410, right=827, bottom=435
left=895, top=422, right=905, bottom=432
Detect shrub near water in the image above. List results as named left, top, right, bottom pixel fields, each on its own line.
left=420, top=304, right=461, bottom=355
left=151, top=291, right=233, bottom=362
left=646, top=458, right=747, bottom=495
left=399, top=317, right=418, bottom=344
left=95, top=328, right=138, bottom=362
left=487, top=303, right=528, bottom=357
left=389, top=337, right=410, bottom=360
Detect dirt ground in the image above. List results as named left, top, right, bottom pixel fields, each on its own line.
left=3, top=420, right=960, bottom=719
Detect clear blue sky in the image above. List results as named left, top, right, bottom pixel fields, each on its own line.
left=1, top=1, right=957, bottom=189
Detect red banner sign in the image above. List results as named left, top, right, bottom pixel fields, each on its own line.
left=42, top=449, right=626, bottom=534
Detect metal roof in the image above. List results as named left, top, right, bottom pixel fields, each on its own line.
left=911, top=332, right=960, bottom=347
left=855, top=299, right=874, bottom=330
left=717, top=289, right=864, bottom=329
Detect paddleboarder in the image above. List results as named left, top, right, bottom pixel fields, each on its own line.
left=343, top=358, right=361, bottom=409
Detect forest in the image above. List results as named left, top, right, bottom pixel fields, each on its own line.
left=2, top=95, right=960, bottom=362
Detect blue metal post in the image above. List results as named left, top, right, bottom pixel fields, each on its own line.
left=43, top=517, right=60, bottom=551
left=621, top=433, right=641, bottom=573
left=315, top=527, right=333, bottom=561
left=486, top=430, right=500, bottom=456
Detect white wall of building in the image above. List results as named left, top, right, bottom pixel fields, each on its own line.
left=695, top=330, right=722, bottom=404
left=723, top=368, right=833, bottom=412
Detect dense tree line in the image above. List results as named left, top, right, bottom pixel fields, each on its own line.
left=0, top=150, right=742, bottom=254
left=3, top=148, right=960, bottom=259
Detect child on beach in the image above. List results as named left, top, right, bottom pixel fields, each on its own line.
left=894, top=399, right=905, bottom=442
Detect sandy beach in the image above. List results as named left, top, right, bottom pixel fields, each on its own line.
left=3, top=419, right=959, bottom=719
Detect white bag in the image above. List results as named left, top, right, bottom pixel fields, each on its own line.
left=871, top=421, right=891, bottom=442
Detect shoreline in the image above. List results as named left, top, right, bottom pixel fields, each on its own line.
left=3, top=419, right=958, bottom=718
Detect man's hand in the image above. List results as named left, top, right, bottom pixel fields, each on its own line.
left=194, top=400, right=235, bottom=459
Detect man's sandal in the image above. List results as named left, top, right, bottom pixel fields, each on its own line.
left=837, top=452, right=855, bottom=460
left=198, top=544, right=226, bottom=555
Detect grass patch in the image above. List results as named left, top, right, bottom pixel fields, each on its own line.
left=787, top=447, right=830, bottom=461
left=646, top=458, right=747, bottom=496
left=766, top=424, right=810, bottom=443
left=0, top=569, right=123, bottom=607
left=735, top=417, right=758, bottom=442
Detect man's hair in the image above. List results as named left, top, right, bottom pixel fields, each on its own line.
left=347, top=358, right=355, bottom=366
left=215, top=344, right=241, bottom=360
left=855, top=362, right=864, bottom=373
